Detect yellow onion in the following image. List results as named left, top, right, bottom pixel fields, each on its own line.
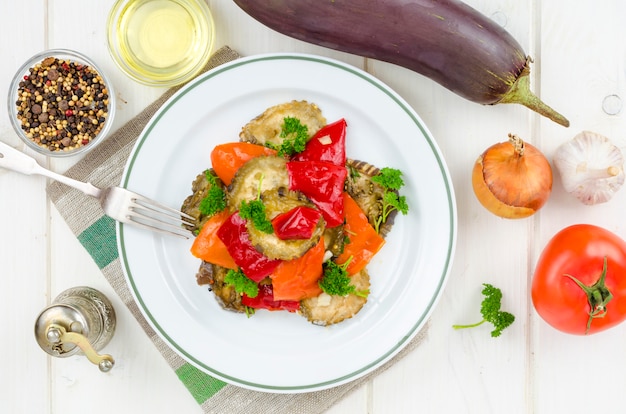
left=472, top=133, right=552, bottom=218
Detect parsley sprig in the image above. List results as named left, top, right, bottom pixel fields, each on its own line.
left=319, top=258, right=369, bottom=297
left=452, top=283, right=515, bottom=337
left=268, top=116, right=309, bottom=157
left=240, top=199, right=274, bottom=233
left=224, top=269, right=259, bottom=298
left=371, top=167, right=409, bottom=233
left=199, top=170, right=226, bottom=216
left=348, top=165, right=361, bottom=180
left=239, top=175, right=274, bottom=234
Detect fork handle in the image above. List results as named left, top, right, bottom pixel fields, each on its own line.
left=0, top=141, right=101, bottom=198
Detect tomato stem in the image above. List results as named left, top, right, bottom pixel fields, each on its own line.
left=563, top=256, right=613, bottom=334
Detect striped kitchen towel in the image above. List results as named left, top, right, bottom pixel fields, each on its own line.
left=46, top=45, right=428, bottom=414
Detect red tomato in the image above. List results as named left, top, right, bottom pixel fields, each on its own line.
left=532, top=224, right=626, bottom=335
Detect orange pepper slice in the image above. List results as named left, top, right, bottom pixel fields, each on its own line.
left=190, top=210, right=238, bottom=269
left=336, top=193, right=386, bottom=275
left=210, top=142, right=277, bottom=185
left=270, top=238, right=325, bottom=301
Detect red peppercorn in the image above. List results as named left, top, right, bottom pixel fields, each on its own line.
left=82, top=139, right=90, bottom=145
left=65, top=109, right=73, bottom=117
left=23, top=75, right=29, bottom=80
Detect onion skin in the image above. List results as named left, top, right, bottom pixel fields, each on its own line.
left=472, top=135, right=552, bottom=219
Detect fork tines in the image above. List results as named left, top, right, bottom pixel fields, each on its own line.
left=127, top=195, right=195, bottom=239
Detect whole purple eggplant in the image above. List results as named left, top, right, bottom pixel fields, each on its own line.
left=233, top=0, right=569, bottom=127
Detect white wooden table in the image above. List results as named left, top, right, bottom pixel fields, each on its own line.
left=2, top=1, right=625, bottom=413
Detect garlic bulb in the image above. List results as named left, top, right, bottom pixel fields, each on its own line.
left=553, top=131, right=624, bottom=205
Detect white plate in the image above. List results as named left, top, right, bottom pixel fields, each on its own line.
left=118, top=53, right=456, bottom=393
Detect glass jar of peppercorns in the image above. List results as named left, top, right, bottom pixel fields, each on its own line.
left=7, top=49, right=116, bottom=157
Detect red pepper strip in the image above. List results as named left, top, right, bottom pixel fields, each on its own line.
left=242, top=284, right=300, bottom=312
left=217, top=212, right=281, bottom=282
left=292, top=118, right=347, bottom=166
left=287, top=160, right=347, bottom=228
left=271, top=206, right=322, bottom=240
left=336, top=193, right=386, bottom=276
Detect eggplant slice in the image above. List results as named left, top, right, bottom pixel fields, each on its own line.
left=227, top=155, right=290, bottom=212
left=300, top=269, right=370, bottom=326
left=180, top=169, right=226, bottom=234
left=196, top=261, right=246, bottom=313
left=239, top=100, right=327, bottom=147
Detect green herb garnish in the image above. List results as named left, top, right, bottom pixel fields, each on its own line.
left=348, top=165, right=361, bottom=180
left=371, top=167, right=409, bottom=233
left=238, top=175, right=274, bottom=234
left=452, top=283, right=515, bottom=337
left=224, top=269, right=259, bottom=298
left=244, top=306, right=255, bottom=318
left=318, top=258, right=368, bottom=297
left=240, top=199, right=274, bottom=233
left=274, top=116, right=309, bottom=157
left=198, top=170, right=226, bottom=216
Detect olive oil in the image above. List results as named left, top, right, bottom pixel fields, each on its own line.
left=108, top=0, right=214, bottom=86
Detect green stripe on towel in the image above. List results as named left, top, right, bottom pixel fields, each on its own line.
left=175, top=363, right=227, bottom=404
left=77, top=216, right=118, bottom=268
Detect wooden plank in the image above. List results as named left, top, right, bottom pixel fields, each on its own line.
left=533, top=1, right=626, bottom=413
left=366, top=0, right=535, bottom=412
left=0, top=1, right=49, bottom=413
left=44, top=1, right=200, bottom=413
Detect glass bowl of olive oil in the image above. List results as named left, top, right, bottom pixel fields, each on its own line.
left=107, top=0, right=215, bottom=87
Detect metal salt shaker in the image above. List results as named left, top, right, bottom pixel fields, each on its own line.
left=34, top=286, right=116, bottom=372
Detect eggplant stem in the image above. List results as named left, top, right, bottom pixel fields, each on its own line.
left=498, top=58, right=570, bottom=128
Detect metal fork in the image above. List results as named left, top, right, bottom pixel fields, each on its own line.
left=0, top=141, right=194, bottom=239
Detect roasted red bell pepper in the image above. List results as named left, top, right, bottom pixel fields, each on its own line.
left=292, top=118, right=347, bottom=166
left=271, top=206, right=322, bottom=240
left=241, top=283, right=300, bottom=312
left=217, top=212, right=281, bottom=282
left=287, top=160, right=347, bottom=228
